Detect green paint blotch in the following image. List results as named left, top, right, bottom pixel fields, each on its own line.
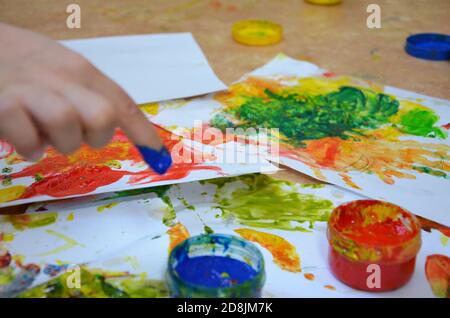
left=203, top=225, right=214, bottom=235
left=9, top=212, right=58, bottom=230
left=413, top=166, right=448, bottom=179
left=212, top=86, right=399, bottom=145
left=211, top=174, right=333, bottom=232
left=399, top=108, right=447, bottom=139
left=17, top=267, right=168, bottom=298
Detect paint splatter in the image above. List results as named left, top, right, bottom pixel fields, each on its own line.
left=207, top=174, right=333, bottom=232
left=425, top=254, right=449, bottom=298
left=66, top=213, right=74, bottom=221
left=0, top=232, right=14, bottom=242
left=17, top=266, right=168, bottom=298
left=235, top=228, right=301, bottom=272
left=167, top=222, right=190, bottom=252
left=304, top=273, right=315, bottom=281
left=34, top=230, right=81, bottom=256
left=211, top=76, right=449, bottom=187
left=0, top=127, right=222, bottom=203
left=0, top=186, right=26, bottom=204
left=0, top=250, right=41, bottom=297
left=8, top=212, right=58, bottom=230
left=97, top=202, right=119, bottom=212
left=203, top=225, right=214, bottom=235
left=440, top=234, right=449, bottom=247
left=324, top=284, right=336, bottom=291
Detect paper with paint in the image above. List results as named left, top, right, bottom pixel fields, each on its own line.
left=148, top=55, right=450, bottom=226
left=0, top=174, right=447, bottom=297
left=0, top=125, right=276, bottom=208
left=61, top=33, right=227, bottom=103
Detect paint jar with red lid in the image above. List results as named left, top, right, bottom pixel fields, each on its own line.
left=327, top=200, right=421, bottom=292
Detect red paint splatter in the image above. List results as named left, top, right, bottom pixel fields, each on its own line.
left=21, top=166, right=133, bottom=198
left=210, top=0, right=222, bottom=9
left=323, top=72, right=336, bottom=78
left=0, top=251, right=12, bottom=268
left=4, top=126, right=223, bottom=201
left=443, top=123, right=450, bottom=130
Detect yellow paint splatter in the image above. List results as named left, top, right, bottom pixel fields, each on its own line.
left=235, top=228, right=301, bottom=273
left=66, top=213, right=74, bottom=221
left=167, top=222, right=190, bottom=252
left=97, top=202, right=119, bottom=212
left=440, top=234, right=449, bottom=247
left=34, top=230, right=81, bottom=256
left=140, top=102, right=160, bottom=115
left=0, top=186, right=26, bottom=203
left=0, top=232, right=14, bottom=242
left=124, top=256, right=140, bottom=270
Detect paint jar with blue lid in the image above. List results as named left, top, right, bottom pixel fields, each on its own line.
left=166, top=234, right=265, bottom=298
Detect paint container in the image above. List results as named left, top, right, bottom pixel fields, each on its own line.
left=166, top=234, right=265, bottom=297
left=305, top=0, right=343, bottom=5
left=327, top=200, right=421, bottom=292
left=232, top=20, right=283, bottom=46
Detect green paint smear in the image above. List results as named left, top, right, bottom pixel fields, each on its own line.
left=17, top=267, right=168, bottom=298
left=413, top=166, right=448, bottom=179
left=399, top=108, right=447, bottom=139
left=9, top=212, right=58, bottom=230
left=0, top=267, right=15, bottom=286
left=300, top=183, right=325, bottom=189
left=203, top=225, right=214, bottom=234
left=178, top=197, right=195, bottom=211
left=207, top=174, right=333, bottom=232
left=212, top=86, right=399, bottom=146
left=98, top=185, right=176, bottom=226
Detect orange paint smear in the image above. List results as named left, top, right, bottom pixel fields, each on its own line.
left=324, top=284, right=336, bottom=291
left=235, top=228, right=301, bottom=273
left=167, top=222, right=190, bottom=252
left=425, top=254, right=450, bottom=298
left=304, top=273, right=315, bottom=281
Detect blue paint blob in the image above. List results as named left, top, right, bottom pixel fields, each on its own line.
left=136, top=145, right=172, bottom=174
left=166, top=234, right=265, bottom=297
left=175, top=255, right=257, bottom=288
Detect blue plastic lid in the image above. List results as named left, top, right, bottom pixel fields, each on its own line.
left=405, top=33, right=450, bottom=61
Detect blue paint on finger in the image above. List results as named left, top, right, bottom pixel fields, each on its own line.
left=136, top=145, right=172, bottom=175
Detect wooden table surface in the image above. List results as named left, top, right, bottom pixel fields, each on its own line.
left=0, top=0, right=449, bottom=191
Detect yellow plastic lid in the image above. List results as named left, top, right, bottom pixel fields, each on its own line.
left=305, top=0, right=342, bottom=5
left=232, top=20, right=283, bottom=46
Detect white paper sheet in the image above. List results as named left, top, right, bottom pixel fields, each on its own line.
left=148, top=55, right=450, bottom=226
left=61, top=33, right=227, bottom=103
left=1, top=174, right=447, bottom=297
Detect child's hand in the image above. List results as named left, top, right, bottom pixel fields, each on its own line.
left=0, top=23, right=166, bottom=164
